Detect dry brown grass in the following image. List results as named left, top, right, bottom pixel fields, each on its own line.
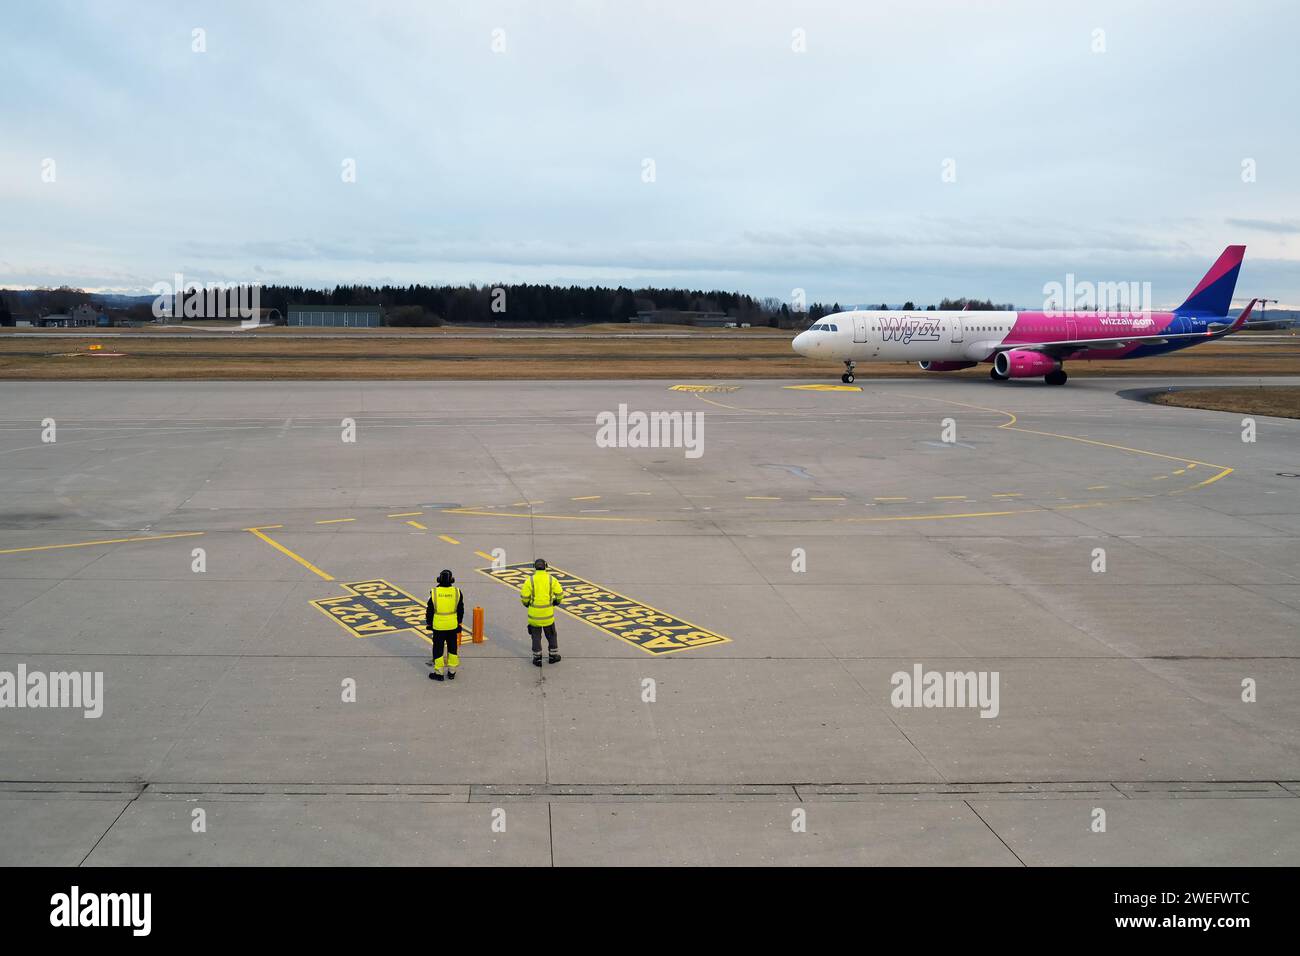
left=1, top=331, right=1298, bottom=380
left=1149, top=386, right=1300, bottom=419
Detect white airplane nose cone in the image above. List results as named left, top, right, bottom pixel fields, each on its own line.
left=792, top=331, right=809, bottom=355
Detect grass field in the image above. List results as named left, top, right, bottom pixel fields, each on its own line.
left=1149, top=385, right=1300, bottom=419
left=2, top=327, right=1298, bottom=380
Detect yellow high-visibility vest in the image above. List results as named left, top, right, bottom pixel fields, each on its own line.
left=521, top=571, right=562, bottom=627
left=431, top=586, right=460, bottom=631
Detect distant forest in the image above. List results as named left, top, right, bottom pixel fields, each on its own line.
left=0, top=283, right=1015, bottom=327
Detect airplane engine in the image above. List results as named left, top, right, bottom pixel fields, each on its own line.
left=917, top=361, right=977, bottom=372
left=994, top=349, right=1059, bottom=379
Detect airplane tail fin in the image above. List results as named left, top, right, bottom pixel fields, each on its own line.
left=1175, top=245, right=1245, bottom=316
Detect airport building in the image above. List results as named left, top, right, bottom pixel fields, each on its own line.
left=287, top=303, right=384, bottom=327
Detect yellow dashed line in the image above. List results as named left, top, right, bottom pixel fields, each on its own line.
left=315, top=518, right=355, bottom=525
left=407, top=520, right=428, bottom=529
left=992, top=493, right=1023, bottom=498
left=1087, top=485, right=1108, bottom=490
left=438, top=534, right=460, bottom=545
left=388, top=512, right=423, bottom=518
left=810, top=496, right=846, bottom=501
left=474, top=550, right=494, bottom=560
left=444, top=508, right=644, bottom=523
left=745, top=496, right=781, bottom=501
left=933, top=496, right=967, bottom=501
left=875, top=497, right=909, bottom=502
left=571, top=496, right=601, bottom=501
left=1153, top=475, right=1169, bottom=481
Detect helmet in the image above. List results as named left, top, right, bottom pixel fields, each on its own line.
left=534, top=558, right=547, bottom=570
left=437, top=569, right=454, bottom=586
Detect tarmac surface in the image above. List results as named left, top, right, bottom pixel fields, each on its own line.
left=1, top=376, right=1298, bottom=865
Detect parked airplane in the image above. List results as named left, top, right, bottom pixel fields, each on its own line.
left=791, top=246, right=1255, bottom=385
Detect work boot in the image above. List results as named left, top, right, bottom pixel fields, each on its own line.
left=549, top=653, right=561, bottom=664
left=429, top=672, right=444, bottom=682
left=447, top=670, right=456, bottom=681
left=532, top=654, right=543, bottom=667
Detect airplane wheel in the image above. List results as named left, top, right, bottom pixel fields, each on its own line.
left=841, top=373, right=854, bottom=383
left=1045, top=369, right=1068, bottom=386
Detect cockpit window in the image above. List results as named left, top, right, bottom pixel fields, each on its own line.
left=828, top=324, right=838, bottom=332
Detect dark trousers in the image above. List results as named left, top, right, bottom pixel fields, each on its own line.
left=528, top=624, right=557, bottom=654
left=431, top=628, right=459, bottom=662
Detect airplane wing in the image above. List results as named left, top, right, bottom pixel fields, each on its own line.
left=990, top=299, right=1257, bottom=358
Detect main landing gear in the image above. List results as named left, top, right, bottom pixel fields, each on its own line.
left=841, top=361, right=855, bottom=384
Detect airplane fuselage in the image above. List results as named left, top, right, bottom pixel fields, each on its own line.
left=792, top=309, right=1223, bottom=365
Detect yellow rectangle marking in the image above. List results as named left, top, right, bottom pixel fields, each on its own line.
left=438, top=534, right=460, bottom=545
left=474, top=551, right=494, bottom=561
left=406, top=520, right=428, bottom=530
left=478, top=563, right=730, bottom=656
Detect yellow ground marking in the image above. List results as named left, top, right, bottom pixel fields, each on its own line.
left=1173, top=469, right=1186, bottom=475
left=934, top=495, right=967, bottom=500
left=245, top=526, right=334, bottom=581
left=913, top=394, right=1235, bottom=498
left=810, top=496, right=846, bottom=501
left=629, top=492, right=652, bottom=496
left=992, top=492, right=1023, bottom=498
left=388, top=512, right=423, bottom=518
left=669, top=384, right=740, bottom=392
left=571, top=495, right=601, bottom=501
left=474, top=550, right=494, bottom=561
left=0, top=530, right=205, bottom=556
left=444, top=507, right=646, bottom=523
left=438, top=534, right=460, bottom=545
left=1153, top=475, right=1169, bottom=481
left=315, top=518, right=355, bottom=525
left=745, top=496, right=781, bottom=500
left=1087, top=485, right=1108, bottom=490
left=875, top=496, right=909, bottom=502
left=511, top=500, right=545, bottom=507
left=847, top=508, right=1039, bottom=523
left=406, top=520, right=428, bottom=530
left=783, top=384, right=863, bottom=392
left=692, top=393, right=785, bottom=416
left=477, top=563, right=730, bottom=655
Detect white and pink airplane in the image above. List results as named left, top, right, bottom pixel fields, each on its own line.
left=792, top=246, right=1255, bottom=385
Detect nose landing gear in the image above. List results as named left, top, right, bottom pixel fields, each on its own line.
left=841, top=361, right=856, bottom=384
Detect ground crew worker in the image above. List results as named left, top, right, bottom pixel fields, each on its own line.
left=425, top=569, right=464, bottom=682
left=521, top=557, right=564, bottom=667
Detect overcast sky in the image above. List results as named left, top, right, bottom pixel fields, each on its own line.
left=3, top=0, right=1298, bottom=307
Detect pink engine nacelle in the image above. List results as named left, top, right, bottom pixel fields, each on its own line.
left=917, top=361, right=977, bottom=372
left=994, top=349, right=1060, bottom=379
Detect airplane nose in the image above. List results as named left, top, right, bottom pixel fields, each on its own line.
left=792, top=331, right=809, bottom=355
